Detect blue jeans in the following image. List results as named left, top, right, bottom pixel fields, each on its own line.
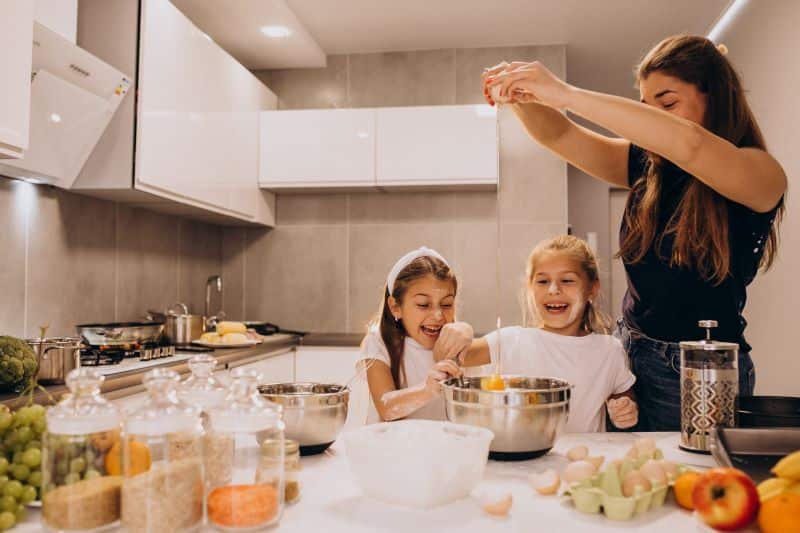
left=613, top=319, right=755, bottom=431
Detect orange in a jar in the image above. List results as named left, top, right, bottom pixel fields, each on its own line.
left=208, top=484, right=279, bottom=528
left=105, top=440, right=151, bottom=476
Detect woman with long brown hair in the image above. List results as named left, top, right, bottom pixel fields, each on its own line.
left=483, top=35, right=786, bottom=430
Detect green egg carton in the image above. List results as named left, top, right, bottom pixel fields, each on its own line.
left=564, top=449, right=691, bottom=521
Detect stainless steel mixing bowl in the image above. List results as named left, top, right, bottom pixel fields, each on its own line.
left=258, top=382, right=349, bottom=455
left=441, top=376, right=571, bottom=460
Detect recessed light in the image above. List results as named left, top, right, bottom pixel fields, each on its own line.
left=49, top=113, right=61, bottom=123
left=260, top=25, right=291, bottom=38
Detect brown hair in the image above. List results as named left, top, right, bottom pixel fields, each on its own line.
left=523, top=235, right=611, bottom=334
left=372, top=256, right=457, bottom=389
left=620, top=35, right=783, bottom=284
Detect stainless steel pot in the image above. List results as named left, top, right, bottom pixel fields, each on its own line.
left=442, top=375, right=571, bottom=460
left=258, top=382, right=349, bottom=455
left=76, top=321, right=164, bottom=346
left=25, top=337, right=81, bottom=384
left=148, top=303, right=205, bottom=346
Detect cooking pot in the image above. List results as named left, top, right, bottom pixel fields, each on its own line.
left=148, top=303, right=205, bottom=346
left=25, top=337, right=81, bottom=384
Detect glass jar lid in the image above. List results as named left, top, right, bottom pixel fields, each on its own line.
left=179, top=353, right=226, bottom=412
left=261, top=438, right=298, bottom=457
left=46, top=368, right=120, bottom=435
left=208, top=368, right=282, bottom=433
left=125, top=368, right=201, bottom=436
left=679, top=320, right=739, bottom=351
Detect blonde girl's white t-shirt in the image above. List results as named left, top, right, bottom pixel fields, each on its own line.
left=484, top=326, right=636, bottom=433
left=358, top=325, right=446, bottom=424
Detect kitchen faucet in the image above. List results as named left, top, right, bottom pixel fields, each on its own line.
left=205, top=275, right=223, bottom=329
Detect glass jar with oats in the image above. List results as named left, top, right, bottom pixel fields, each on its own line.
left=42, top=368, right=123, bottom=532
left=121, top=368, right=203, bottom=533
left=206, top=368, right=285, bottom=531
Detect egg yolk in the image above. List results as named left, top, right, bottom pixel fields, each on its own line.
left=481, top=374, right=506, bottom=391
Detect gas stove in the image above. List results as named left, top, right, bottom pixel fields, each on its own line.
left=80, top=342, right=176, bottom=366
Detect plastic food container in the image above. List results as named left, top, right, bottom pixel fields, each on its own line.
left=343, top=420, right=493, bottom=508
left=565, top=449, right=691, bottom=521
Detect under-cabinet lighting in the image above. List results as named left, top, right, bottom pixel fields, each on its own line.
left=708, top=0, right=749, bottom=43
left=260, top=25, right=292, bottom=38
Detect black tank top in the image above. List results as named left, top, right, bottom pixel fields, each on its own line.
left=621, top=144, right=780, bottom=352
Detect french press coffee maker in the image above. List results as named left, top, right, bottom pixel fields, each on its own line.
left=679, top=320, right=739, bottom=453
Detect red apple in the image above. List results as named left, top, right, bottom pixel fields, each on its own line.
left=692, top=468, right=760, bottom=531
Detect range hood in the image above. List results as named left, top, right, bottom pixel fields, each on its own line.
left=0, top=22, right=131, bottom=188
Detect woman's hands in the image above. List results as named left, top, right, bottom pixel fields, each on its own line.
left=607, top=396, right=639, bottom=429
left=482, top=60, right=575, bottom=110
left=433, top=321, right=474, bottom=362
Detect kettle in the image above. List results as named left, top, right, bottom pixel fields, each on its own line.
left=679, top=320, right=739, bottom=453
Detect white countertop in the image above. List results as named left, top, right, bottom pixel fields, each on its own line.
left=18, top=431, right=724, bottom=532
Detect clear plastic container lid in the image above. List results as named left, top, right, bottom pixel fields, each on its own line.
left=178, top=353, right=226, bottom=412
left=46, top=368, right=121, bottom=435
left=125, top=368, right=201, bottom=436
left=208, top=368, right=283, bottom=433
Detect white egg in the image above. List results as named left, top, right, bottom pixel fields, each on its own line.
left=634, top=437, right=656, bottom=455
left=659, top=460, right=679, bottom=480
left=622, top=470, right=652, bottom=497
left=479, top=492, right=512, bottom=516
left=566, top=445, right=589, bottom=462
left=563, top=460, right=597, bottom=484
left=529, top=468, right=560, bottom=495
left=586, top=456, right=605, bottom=471
left=639, top=460, right=668, bottom=485
left=490, top=85, right=513, bottom=104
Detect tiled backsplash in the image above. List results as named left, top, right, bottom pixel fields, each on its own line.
left=222, top=45, right=569, bottom=334
left=0, top=179, right=222, bottom=338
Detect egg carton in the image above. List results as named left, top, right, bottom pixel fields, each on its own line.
left=564, top=449, right=691, bottom=521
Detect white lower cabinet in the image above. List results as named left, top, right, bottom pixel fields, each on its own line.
left=231, top=349, right=295, bottom=384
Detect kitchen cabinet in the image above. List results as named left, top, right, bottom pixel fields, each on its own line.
left=0, top=0, right=34, bottom=159
left=231, top=349, right=295, bottom=384
left=259, top=109, right=376, bottom=190
left=295, top=346, right=369, bottom=428
left=376, top=105, right=498, bottom=187
left=258, top=105, right=498, bottom=191
left=72, top=0, right=276, bottom=226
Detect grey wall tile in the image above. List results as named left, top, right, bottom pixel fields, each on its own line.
left=451, top=222, right=499, bottom=334
left=277, top=194, right=348, bottom=225
left=259, top=54, right=348, bottom=110
left=244, top=226, right=347, bottom=332
left=348, top=50, right=456, bottom=107
left=349, top=191, right=454, bottom=224
left=455, top=45, right=566, bottom=104
left=26, top=188, right=117, bottom=337
left=220, top=227, right=246, bottom=321
left=0, top=181, right=29, bottom=338
left=116, top=205, right=179, bottom=321
left=347, top=223, right=455, bottom=333
left=450, top=191, right=497, bottom=222
left=177, top=219, right=222, bottom=316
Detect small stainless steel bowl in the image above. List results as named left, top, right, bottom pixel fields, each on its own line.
left=441, top=375, right=571, bottom=461
left=258, top=382, right=349, bottom=455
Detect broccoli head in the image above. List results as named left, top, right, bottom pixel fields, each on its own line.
left=0, top=336, right=38, bottom=389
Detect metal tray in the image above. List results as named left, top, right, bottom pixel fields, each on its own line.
left=710, top=426, right=800, bottom=482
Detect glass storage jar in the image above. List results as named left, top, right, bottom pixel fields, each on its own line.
left=42, top=368, right=122, bottom=532
left=206, top=368, right=285, bottom=531
left=261, top=438, right=301, bottom=504
left=120, top=368, right=204, bottom=533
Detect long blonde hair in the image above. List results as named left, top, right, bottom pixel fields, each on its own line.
left=370, top=257, right=457, bottom=389
left=523, top=235, right=611, bottom=334
left=620, top=35, right=783, bottom=285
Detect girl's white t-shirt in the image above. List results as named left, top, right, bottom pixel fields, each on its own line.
left=358, top=325, right=446, bottom=424
left=484, top=327, right=636, bottom=433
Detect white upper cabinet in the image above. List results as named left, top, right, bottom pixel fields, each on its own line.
left=259, top=109, right=376, bottom=190
left=0, top=0, right=34, bottom=159
left=376, top=105, right=498, bottom=187
left=135, top=0, right=276, bottom=221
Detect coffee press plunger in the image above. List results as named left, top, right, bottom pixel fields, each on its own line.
left=679, top=320, right=739, bottom=453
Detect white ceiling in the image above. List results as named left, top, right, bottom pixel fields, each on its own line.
left=173, top=0, right=732, bottom=97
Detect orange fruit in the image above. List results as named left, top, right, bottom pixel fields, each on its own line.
left=673, top=471, right=701, bottom=510
left=105, top=440, right=151, bottom=476
left=758, top=493, right=800, bottom=533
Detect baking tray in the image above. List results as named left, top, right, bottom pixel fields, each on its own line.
left=710, top=426, right=800, bottom=482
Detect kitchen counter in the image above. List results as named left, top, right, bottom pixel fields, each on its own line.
left=301, top=332, right=363, bottom=347
left=0, top=333, right=300, bottom=407
left=15, top=432, right=723, bottom=532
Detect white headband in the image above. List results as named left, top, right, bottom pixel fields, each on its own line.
left=387, top=247, right=450, bottom=294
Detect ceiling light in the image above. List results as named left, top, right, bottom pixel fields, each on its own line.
left=49, top=113, right=61, bottom=123
left=260, top=25, right=291, bottom=38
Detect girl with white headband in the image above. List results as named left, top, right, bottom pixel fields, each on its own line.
left=358, top=247, right=474, bottom=422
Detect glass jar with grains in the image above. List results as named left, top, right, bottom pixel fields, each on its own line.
left=121, top=368, right=203, bottom=533
left=206, top=368, right=285, bottom=531
left=261, top=438, right=301, bottom=504
left=42, top=368, right=123, bottom=532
